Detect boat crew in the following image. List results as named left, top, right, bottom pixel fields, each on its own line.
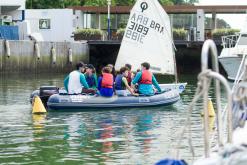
left=84, top=64, right=98, bottom=90
left=98, top=67, right=114, bottom=97
left=107, top=64, right=117, bottom=79
left=64, top=62, right=90, bottom=94
left=132, top=62, right=162, bottom=95
left=115, top=67, right=138, bottom=96
left=125, top=63, right=133, bottom=86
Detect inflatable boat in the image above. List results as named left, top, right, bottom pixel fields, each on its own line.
left=30, top=86, right=180, bottom=110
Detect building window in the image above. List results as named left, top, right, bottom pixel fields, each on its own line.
left=39, top=19, right=51, bottom=29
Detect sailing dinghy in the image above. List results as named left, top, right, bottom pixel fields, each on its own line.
left=115, top=0, right=187, bottom=94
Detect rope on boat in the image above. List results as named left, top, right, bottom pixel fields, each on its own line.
left=175, top=40, right=233, bottom=160
left=175, top=69, right=213, bottom=159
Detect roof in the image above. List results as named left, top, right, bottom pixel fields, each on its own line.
left=70, top=5, right=247, bottom=14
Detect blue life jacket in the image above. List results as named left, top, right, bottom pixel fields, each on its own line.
left=85, top=74, right=96, bottom=88
left=115, top=74, right=126, bottom=90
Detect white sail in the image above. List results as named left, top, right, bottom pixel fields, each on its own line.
left=115, top=0, right=175, bottom=75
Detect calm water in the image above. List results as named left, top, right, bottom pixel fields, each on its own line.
left=0, top=73, right=220, bottom=164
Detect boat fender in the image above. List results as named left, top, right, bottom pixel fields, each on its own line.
left=68, top=48, right=72, bottom=64
left=32, top=96, right=47, bottom=114
left=201, top=98, right=216, bottom=117
left=51, top=47, right=56, bottom=64
left=34, top=42, right=40, bottom=60
left=5, top=40, right=10, bottom=58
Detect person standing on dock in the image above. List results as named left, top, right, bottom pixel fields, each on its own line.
left=132, top=62, right=161, bottom=95
left=64, top=62, right=91, bottom=94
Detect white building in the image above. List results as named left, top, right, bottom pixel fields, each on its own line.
left=25, top=9, right=76, bottom=42
left=0, top=0, right=25, bottom=24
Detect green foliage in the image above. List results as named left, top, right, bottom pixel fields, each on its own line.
left=26, top=0, right=198, bottom=8
left=171, top=0, right=198, bottom=5
left=74, top=28, right=103, bottom=36
left=116, top=28, right=125, bottom=36
left=212, top=29, right=240, bottom=38
left=26, top=0, right=82, bottom=9
left=158, top=0, right=174, bottom=5
left=173, top=28, right=188, bottom=40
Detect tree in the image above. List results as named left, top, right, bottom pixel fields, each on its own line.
left=26, top=0, right=81, bottom=9
left=26, top=0, right=198, bottom=9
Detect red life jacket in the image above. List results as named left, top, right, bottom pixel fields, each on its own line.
left=101, top=73, right=113, bottom=88
left=139, top=70, right=152, bottom=84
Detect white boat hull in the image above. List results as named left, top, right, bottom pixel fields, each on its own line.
left=218, top=56, right=243, bottom=81
left=160, top=83, right=187, bottom=94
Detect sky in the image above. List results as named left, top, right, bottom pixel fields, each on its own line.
left=197, top=0, right=247, bottom=29
left=198, top=0, right=247, bottom=5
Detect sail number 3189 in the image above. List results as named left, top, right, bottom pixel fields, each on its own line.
left=125, top=21, right=149, bottom=43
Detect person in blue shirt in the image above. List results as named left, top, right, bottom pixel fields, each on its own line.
left=115, top=66, right=138, bottom=96
left=98, top=67, right=114, bottom=97
left=132, top=62, right=161, bottom=95
left=84, top=64, right=98, bottom=90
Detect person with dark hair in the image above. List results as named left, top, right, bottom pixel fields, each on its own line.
left=106, top=64, right=117, bottom=78
left=125, top=63, right=133, bottom=86
left=84, top=64, right=98, bottom=90
left=98, top=67, right=114, bottom=97
left=115, top=67, right=138, bottom=96
left=64, top=61, right=90, bottom=94
left=131, top=62, right=161, bottom=95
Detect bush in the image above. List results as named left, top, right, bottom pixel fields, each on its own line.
left=212, top=28, right=240, bottom=39
left=116, top=28, right=125, bottom=36
left=74, top=28, right=103, bottom=40
left=173, top=28, right=188, bottom=40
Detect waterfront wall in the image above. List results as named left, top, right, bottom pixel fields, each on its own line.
left=0, top=40, right=89, bottom=73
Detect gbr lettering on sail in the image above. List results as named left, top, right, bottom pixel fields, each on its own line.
left=125, top=13, right=165, bottom=44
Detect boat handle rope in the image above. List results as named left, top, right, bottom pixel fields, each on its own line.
left=175, top=40, right=233, bottom=160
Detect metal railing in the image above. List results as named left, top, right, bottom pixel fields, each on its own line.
left=221, top=34, right=239, bottom=48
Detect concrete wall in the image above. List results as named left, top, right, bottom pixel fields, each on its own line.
left=25, top=9, right=76, bottom=42
left=0, top=40, right=89, bottom=73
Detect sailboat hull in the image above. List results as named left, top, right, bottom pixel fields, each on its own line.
left=218, top=55, right=242, bottom=81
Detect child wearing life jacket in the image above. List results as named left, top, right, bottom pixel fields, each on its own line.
left=115, top=67, right=138, bottom=96
left=106, top=64, right=117, bottom=79
left=131, top=62, right=161, bottom=95
left=84, top=64, right=98, bottom=90
left=98, top=67, right=114, bottom=97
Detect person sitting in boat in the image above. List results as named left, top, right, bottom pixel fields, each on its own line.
left=84, top=64, right=98, bottom=90
left=107, top=64, right=117, bottom=79
left=64, top=62, right=90, bottom=94
left=98, top=67, right=114, bottom=97
left=125, top=63, right=133, bottom=86
left=115, top=66, right=139, bottom=96
left=132, top=62, right=162, bottom=95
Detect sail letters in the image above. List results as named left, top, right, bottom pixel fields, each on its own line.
left=126, top=12, right=165, bottom=43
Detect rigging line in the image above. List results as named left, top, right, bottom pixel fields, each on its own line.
left=175, top=70, right=212, bottom=159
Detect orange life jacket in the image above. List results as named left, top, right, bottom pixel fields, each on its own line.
left=101, top=73, right=113, bottom=88
left=139, top=70, right=152, bottom=84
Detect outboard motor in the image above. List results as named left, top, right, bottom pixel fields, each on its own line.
left=39, top=86, right=59, bottom=105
